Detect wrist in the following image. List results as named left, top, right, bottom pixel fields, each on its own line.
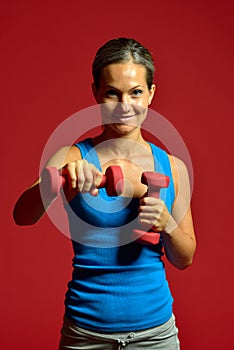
left=164, top=215, right=178, bottom=234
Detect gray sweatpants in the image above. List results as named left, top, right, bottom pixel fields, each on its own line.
left=58, top=314, right=180, bottom=350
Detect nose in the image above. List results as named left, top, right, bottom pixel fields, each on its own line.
left=119, top=95, right=131, bottom=113
left=119, top=102, right=130, bottom=113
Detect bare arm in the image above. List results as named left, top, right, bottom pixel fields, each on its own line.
left=13, top=146, right=78, bottom=225
left=161, top=156, right=196, bottom=269
left=13, top=145, right=102, bottom=226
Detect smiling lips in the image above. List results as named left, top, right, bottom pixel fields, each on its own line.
left=112, top=114, right=136, bottom=122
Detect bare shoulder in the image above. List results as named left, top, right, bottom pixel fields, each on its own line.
left=45, top=145, right=82, bottom=169
left=168, top=155, right=189, bottom=197
left=168, top=155, right=188, bottom=172
left=65, top=145, right=82, bottom=162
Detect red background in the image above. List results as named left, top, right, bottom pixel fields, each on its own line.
left=1, top=1, right=234, bottom=349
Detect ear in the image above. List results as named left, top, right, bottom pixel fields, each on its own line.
left=92, top=83, right=100, bottom=103
left=148, top=84, right=156, bottom=105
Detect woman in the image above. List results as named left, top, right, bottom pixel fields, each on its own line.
left=13, top=38, right=196, bottom=349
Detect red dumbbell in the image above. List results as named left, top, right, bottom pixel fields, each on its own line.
left=41, top=165, right=124, bottom=197
left=133, top=172, right=170, bottom=244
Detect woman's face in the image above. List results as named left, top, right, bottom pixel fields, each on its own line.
left=92, top=61, right=156, bottom=136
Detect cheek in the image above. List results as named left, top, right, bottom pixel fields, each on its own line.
left=132, top=102, right=148, bottom=117
left=132, top=95, right=150, bottom=108
left=100, top=102, right=117, bottom=119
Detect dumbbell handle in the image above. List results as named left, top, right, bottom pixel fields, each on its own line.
left=133, top=172, right=170, bottom=245
left=41, top=165, right=124, bottom=198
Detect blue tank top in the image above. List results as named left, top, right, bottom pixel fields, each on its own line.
left=64, top=138, right=175, bottom=332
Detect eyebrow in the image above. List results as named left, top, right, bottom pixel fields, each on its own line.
left=105, top=85, right=144, bottom=92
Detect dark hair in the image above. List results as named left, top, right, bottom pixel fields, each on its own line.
left=92, top=37, right=155, bottom=90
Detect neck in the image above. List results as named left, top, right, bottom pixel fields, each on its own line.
left=97, top=125, right=146, bottom=142
left=92, top=126, right=150, bottom=157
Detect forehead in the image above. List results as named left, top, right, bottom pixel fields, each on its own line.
left=100, top=61, right=147, bottom=86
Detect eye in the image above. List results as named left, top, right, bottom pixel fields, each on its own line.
left=105, top=89, right=118, bottom=98
left=132, top=89, right=143, bottom=97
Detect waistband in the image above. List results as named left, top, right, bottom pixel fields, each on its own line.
left=62, top=313, right=175, bottom=349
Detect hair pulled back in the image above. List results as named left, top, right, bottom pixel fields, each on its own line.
left=92, top=37, right=155, bottom=90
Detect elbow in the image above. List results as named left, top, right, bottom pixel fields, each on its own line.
left=171, top=257, right=194, bottom=270
left=176, top=259, right=193, bottom=270
left=174, top=243, right=197, bottom=270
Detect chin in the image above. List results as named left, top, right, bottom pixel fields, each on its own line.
left=109, top=123, right=139, bottom=136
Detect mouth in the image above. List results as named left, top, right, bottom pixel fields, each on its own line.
left=112, top=114, right=136, bottom=122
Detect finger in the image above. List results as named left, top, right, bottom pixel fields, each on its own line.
left=93, top=169, right=103, bottom=188
left=90, top=187, right=99, bottom=196
left=87, top=168, right=102, bottom=196
left=139, top=205, right=155, bottom=213
left=138, top=218, right=155, bottom=231
left=81, top=162, right=97, bottom=192
left=139, top=198, right=165, bottom=213
left=138, top=211, right=159, bottom=222
left=140, top=196, right=161, bottom=206
left=138, top=217, right=161, bottom=232
left=66, top=162, right=78, bottom=189
left=78, top=161, right=102, bottom=193
left=138, top=205, right=164, bottom=215
left=76, top=160, right=86, bottom=192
